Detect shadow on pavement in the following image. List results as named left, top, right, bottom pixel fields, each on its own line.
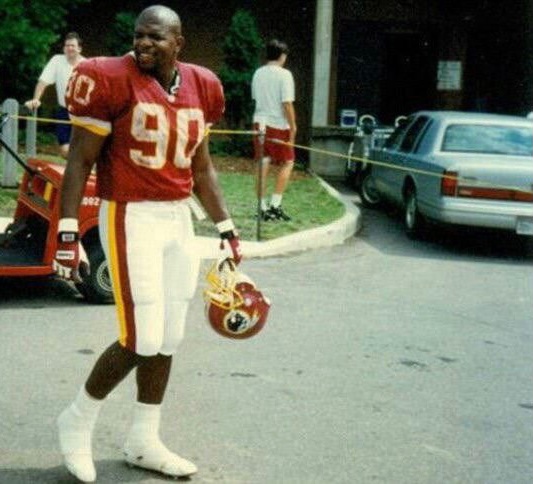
left=0, top=460, right=194, bottom=483
left=0, top=276, right=84, bottom=307
left=356, top=201, right=533, bottom=264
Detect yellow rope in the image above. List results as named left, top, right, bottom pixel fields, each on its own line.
left=8, top=114, right=532, bottom=195
left=208, top=128, right=258, bottom=135
left=267, top=140, right=533, bottom=195
left=14, top=114, right=73, bottom=125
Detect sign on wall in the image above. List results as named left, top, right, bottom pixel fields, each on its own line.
left=437, top=61, right=462, bottom=91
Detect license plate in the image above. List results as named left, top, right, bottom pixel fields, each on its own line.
left=516, top=217, right=533, bottom=235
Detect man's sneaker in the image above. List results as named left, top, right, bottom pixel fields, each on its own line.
left=57, top=407, right=97, bottom=482
left=259, top=209, right=274, bottom=221
left=268, top=206, right=291, bottom=221
left=124, top=439, right=198, bottom=478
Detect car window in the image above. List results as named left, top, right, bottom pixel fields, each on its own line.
left=384, top=121, right=411, bottom=150
left=399, top=116, right=430, bottom=152
left=442, top=124, right=533, bottom=156
left=412, top=119, right=433, bottom=153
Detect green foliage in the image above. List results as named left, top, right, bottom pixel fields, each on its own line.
left=18, top=128, right=56, bottom=146
left=210, top=135, right=254, bottom=157
left=106, top=11, right=136, bottom=56
left=0, top=0, right=88, bottom=102
left=0, top=188, right=18, bottom=216
left=219, top=9, right=263, bottom=134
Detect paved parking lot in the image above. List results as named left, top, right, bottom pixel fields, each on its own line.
left=0, top=187, right=532, bottom=483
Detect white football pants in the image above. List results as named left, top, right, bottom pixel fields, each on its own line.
left=99, top=199, right=200, bottom=356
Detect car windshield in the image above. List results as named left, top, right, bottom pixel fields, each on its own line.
left=441, top=124, right=533, bottom=156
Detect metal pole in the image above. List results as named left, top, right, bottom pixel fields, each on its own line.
left=0, top=113, right=37, bottom=176
left=26, top=109, right=37, bottom=157
left=256, top=123, right=266, bottom=241
left=1, top=98, right=19, bottom=188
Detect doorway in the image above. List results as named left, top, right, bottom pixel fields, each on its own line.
left=380, top=31, right=437, bottom=123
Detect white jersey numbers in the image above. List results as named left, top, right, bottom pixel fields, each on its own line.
left=130, top=104, right=205, bottom=170
left=130, top=104, right=169, bottom=169
left=176, top=108, right=204, bottom=168
left=66, top=73, right=96, bottom=107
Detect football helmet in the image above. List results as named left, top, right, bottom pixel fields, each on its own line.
left=204, top=258, right=270, bottom=339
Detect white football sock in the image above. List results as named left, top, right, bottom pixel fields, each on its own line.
left=126, top=402, right=161, bottom=443
left=57, top=387, right=103, bottom=483
left=270, top=193, right=283, bottom=208
left=261, top=198, right=269, bottom=211
left=124, top=402, right=197, bottom=477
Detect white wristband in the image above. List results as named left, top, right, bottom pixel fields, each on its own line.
left=216, top=219, right=235, bottom=233
left=58, top=218, right=79, bottom=232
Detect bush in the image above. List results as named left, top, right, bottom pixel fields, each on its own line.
left=218, top=9, right=263, bottom=156
left=106, top=11, right=137, bottom=56
left=0, top=0, right=88, bottom=101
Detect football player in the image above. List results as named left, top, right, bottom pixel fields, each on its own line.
left=53, top=5, right=241, bottom=482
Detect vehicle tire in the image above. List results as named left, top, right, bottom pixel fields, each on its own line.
left=404, top=189, right=426, bottom=239
left=359, top=172, right=381, bottom=208
left=76, top=243, right=114, bottom=304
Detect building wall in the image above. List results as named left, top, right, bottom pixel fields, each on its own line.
left=65, top=0, right=531, bottom=155
left=334, top=0, right=532, bottom=125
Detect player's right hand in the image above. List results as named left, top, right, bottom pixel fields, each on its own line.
left=53, top=219, right=89, bottom=283
left=24, top=99, right=41, bottom=111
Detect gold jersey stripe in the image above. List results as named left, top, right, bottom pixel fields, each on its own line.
left=106, top=201, right=127, bottom=345
left=70, top=116, right=112, bottom=136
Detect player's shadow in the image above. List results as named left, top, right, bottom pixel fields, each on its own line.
left=0, top=460, right=193, bottom=482
left=0, top=276, right=88, bottom=308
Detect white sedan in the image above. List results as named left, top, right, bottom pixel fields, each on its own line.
left=366, top=111, right=533, bottom=238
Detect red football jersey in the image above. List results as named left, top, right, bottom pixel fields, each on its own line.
left=66, top=55, right=225, bottom=201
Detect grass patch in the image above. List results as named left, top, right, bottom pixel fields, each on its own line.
left=0, top=188, right=18, bottom=217
left=194, top=171, right=345, bottom=241
left=0, top=153, right=345, bottom=240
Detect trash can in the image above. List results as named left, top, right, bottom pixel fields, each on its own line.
left=340, top=109, right=357, bottom=128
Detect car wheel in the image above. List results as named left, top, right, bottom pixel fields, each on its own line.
left=76, top=243, right=114, bottom=304
left=360, top=172, right=381, bottom=208
left=404, top=189, right=426, bottom=239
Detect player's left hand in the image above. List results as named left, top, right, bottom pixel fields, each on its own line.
left=219, top=230, right=242, bottom=265
left=217, top=219, right=242, bottom=264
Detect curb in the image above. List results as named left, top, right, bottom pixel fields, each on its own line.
left=197, top=176, right=361, bottom=259
left=0, top=178, right=360, bottom=261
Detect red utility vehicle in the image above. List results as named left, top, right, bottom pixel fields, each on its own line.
left=0, top=116, right=112, bottom=303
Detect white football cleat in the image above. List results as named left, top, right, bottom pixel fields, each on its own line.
left=123, top=439, right=198, bottom=477
left=57, top=407, right=96, bottom=482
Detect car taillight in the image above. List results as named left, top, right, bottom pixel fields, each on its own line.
left=457, top=186, right=533, bottom=202
left=441, top=171, right=458, bottom=196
